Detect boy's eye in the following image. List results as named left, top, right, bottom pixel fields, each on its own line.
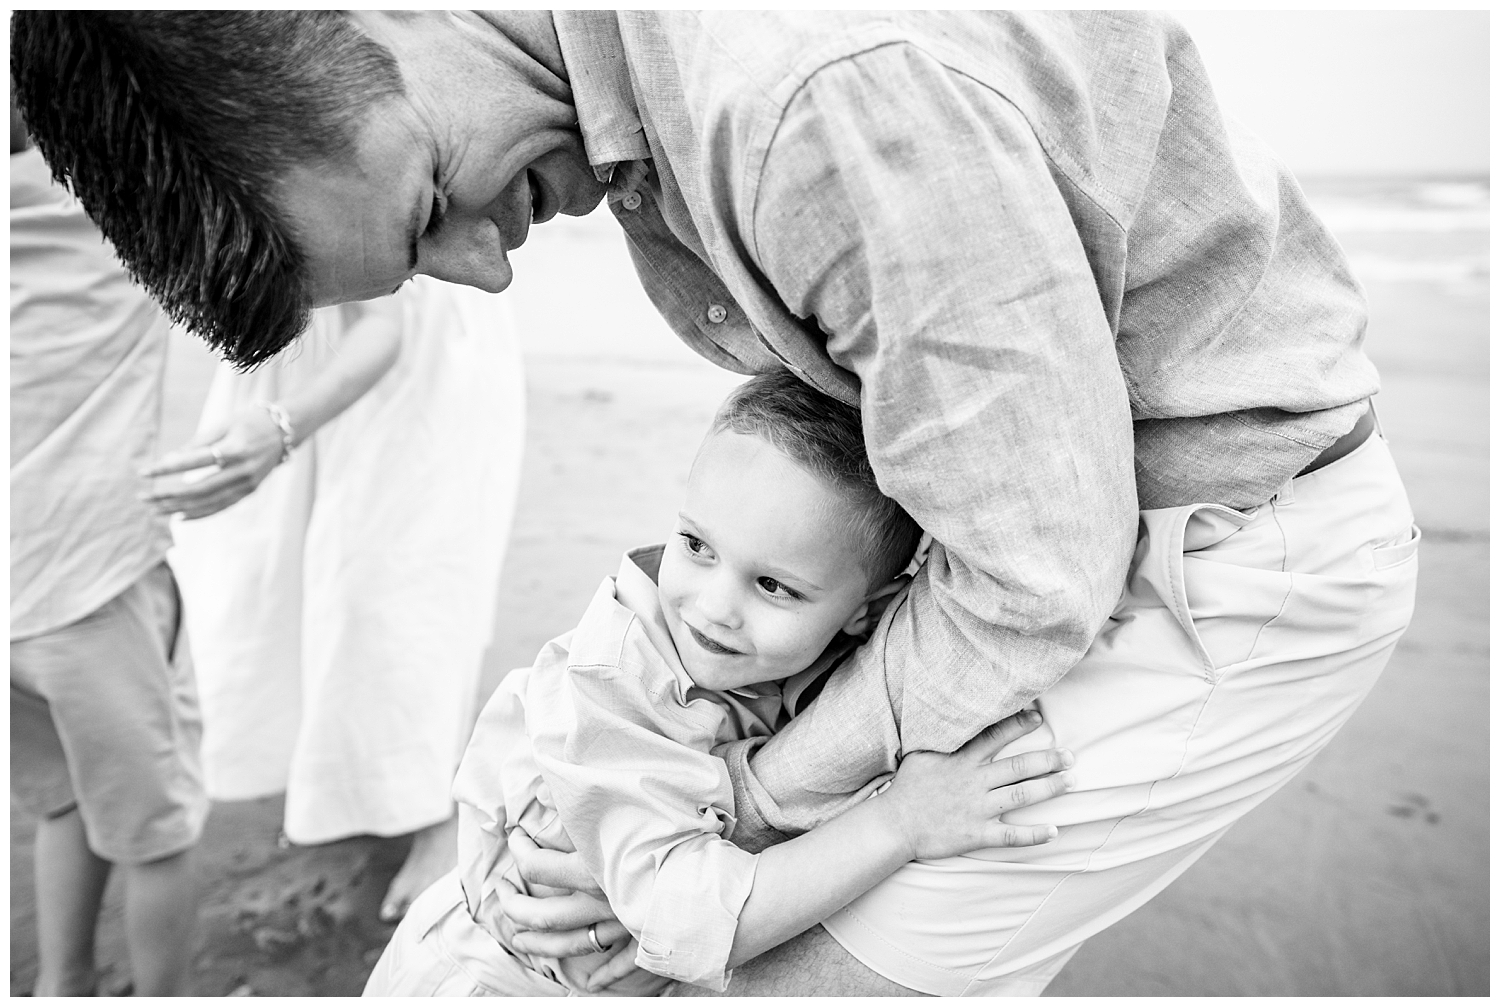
left=679, top=532, right=708, bottom=555
left=757, top=577, right=800, bottom=600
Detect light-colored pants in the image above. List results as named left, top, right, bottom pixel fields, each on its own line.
left=822, top=434, right=1419, bottom=995
left=364, top=867, right=667, bottom=997
left=364, top=869, right=570, bottom=997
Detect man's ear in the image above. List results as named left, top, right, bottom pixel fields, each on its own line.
left=842, top=575, right=910, bottom=637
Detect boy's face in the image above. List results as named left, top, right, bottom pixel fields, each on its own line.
left=658, top=430, right=876, bottom=692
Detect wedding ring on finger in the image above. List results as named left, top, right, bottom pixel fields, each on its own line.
left=210, top=444, right=226, bottom=469
left=587, top=922, right=608, bottom=954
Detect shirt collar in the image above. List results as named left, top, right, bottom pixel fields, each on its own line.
left=552, top=11, right=653, bottom=184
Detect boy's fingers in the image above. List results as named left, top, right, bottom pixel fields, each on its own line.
left=984, top=821, right=1060, bottom=849
left=963, top=708, right=1043, bottom=762
left=988, top=771, right=1075, bottom=814
left=984, top=748, right=1074, bottom=787
left=508, top=830, right=602, bottom=895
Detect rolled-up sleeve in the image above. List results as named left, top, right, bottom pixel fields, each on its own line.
left=731, top=43, right=1139, bottom=834
left=537, top=655, right=759, bottom=992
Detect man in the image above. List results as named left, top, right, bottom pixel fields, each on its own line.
left=13, top=12, right=1419, bottom=995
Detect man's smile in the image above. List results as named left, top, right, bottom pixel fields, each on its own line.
left=527, top=169, right=555, bottom=224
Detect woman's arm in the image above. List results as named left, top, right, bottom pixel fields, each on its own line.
left=142, top=297, right=402, bottom=519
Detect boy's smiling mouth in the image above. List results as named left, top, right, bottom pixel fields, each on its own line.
left=688, top=624, right=742, bottom=656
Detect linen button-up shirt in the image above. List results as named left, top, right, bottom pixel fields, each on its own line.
left=544, top=11, right=1379, bottom=841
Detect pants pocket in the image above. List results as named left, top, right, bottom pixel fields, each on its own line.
left=1372, top=523, right=1421, bottom=570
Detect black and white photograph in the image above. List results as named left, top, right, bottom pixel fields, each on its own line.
left=8, top=10, right=1487, bottom=997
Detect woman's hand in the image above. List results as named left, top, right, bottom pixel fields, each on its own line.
left=139, top=405, right=289, bottom=519
left=880, top=709, right=1074, bottom=863
left=500, top=832, right=669, bottom=993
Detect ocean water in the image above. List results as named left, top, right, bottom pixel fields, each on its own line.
left=1303, top=175, right=1489, bottom=286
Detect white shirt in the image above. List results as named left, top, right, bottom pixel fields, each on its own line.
left=10, top=147, right=172, bottom=639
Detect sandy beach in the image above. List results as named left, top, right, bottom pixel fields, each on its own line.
left=9, top=178, right=1488, bottom=996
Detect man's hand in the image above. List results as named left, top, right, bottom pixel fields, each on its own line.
left=501, top=832, right=671, bottom=992
left=502, top=831, right=627, bottom=955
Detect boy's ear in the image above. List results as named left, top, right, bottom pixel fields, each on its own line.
left=842, top=575, right=911, bottom=637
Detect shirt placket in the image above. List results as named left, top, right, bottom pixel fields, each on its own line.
left=607, top=166, right=795, bottom=376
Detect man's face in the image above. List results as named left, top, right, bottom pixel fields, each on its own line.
left=657, top=430, right=876, bottom=692
left=275, top=12, right=608, bottom=306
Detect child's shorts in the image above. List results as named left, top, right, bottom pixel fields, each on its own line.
left=10, top=561, right=209, bottom=865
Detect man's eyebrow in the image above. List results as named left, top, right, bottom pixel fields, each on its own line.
left=404, top=197, right=422, bottom=272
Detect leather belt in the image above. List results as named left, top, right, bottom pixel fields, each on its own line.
left=1297, top=402, right=1375, bottom=477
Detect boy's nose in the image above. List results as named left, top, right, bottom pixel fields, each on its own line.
left=695, top=576, right=742, bottom=629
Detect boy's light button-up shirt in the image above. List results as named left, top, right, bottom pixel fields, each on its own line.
left=454, top=546, right=854, bottom=991
left=545, top=11, right=1380, bottom=841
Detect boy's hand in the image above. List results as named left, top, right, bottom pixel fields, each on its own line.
left=880, top=709, right=1074, bottom=862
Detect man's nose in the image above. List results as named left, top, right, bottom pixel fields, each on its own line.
left=418, top=218, right=513, bottom=293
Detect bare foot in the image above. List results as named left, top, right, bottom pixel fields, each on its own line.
left=379, top=815, right=457, bottom=922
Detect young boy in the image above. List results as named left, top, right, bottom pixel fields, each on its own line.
left=365, top=372, right=1074, bottom=995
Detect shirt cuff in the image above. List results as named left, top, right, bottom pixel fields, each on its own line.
left=718, top=737, right=793, bottom=853
left=634, top=835, right=759, bottom=991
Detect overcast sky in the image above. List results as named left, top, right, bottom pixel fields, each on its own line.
left=1171, top=10, right=1489, bottom=177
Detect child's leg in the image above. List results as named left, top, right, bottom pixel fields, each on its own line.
left=120, top=846, right=201, bottom=995
left=31, top=806, right=112, bottom=996
left=12, top=564, right=210, bottom=996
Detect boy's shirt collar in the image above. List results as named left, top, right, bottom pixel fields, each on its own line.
left=617, top=544, right=862, bottom=723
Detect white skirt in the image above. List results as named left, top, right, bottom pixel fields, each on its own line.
left=169, top=278, right=526, bottom=843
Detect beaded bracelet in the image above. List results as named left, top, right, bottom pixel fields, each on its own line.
left=255, top=399, right=296, bottom=465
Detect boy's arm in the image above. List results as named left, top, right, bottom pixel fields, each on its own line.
left=537, top=700, right=1069, bottom=993
left=727, top=714, right=1070, bottom=968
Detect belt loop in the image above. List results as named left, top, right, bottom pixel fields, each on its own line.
left=1369, top=399, right=1385, bottom=438
left=1273, top=477, right=1295, bottom=506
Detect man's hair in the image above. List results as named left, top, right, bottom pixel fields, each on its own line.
left=10, top=11, right=404, bottom=368
left=712, top=371, right=923, bottom=587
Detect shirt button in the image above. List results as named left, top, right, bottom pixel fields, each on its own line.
left=706, top=304, right=728, bottom=324
left=621, top=191, right=642, bottom=211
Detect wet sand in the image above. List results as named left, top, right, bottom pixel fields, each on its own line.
left=9, top=182, right=1488, bottom=995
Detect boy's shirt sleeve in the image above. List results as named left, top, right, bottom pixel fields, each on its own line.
left=529, top=584, right=759, bottom=992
